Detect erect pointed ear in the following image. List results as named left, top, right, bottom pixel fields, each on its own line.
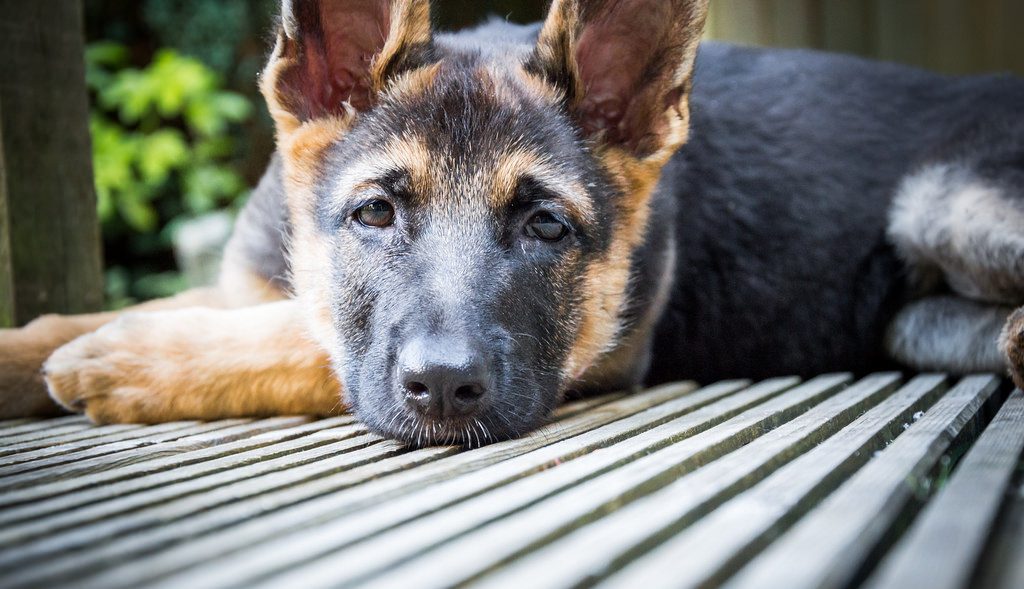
left=262, top=0, right=432, bottom=133
left=528, top=0, right=709, bottom=160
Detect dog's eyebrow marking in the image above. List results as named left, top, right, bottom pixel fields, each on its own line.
left=492, top=149, right=594, bottom=222
left=324, top=133, right=431, bottom=213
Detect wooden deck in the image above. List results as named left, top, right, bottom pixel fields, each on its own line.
left=0, top=373, right=1022, bottom=588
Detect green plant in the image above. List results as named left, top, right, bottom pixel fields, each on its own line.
left=85, top=41, right=253, bottom=305
left=87, top=42, right=252, bottom=231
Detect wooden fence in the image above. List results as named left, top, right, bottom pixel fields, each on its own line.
left=705, top=0, right=1024, bottom=76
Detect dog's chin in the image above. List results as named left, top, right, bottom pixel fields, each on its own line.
left=369, top=412, right=513, bottom=449
left=353, top=392, right=551, bottom=448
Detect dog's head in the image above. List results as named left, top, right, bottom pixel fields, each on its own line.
left=262, top=0, right=707, bottom=445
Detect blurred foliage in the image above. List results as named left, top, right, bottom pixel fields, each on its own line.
left=86, top=42, right=253, bottom=306
left=87, top=43, right=251, bottom=231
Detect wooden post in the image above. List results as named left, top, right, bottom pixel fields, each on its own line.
left=0, top=1, right=103, bottom=326
left=0, top=101, right=13, bottom=328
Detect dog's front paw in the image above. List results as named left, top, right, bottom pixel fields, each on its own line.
left=1002, top=307, right=1024, bottom=391
left=44, top=314, right=170, bottom=423
left=0, top=316, right=83, bottom=418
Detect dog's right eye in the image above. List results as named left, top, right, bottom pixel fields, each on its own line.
left=354, top=200, right=395, bottom=228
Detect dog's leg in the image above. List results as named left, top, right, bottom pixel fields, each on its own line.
left=43, top=300, right=342, bottom=423
left=0, top=153, right=294, bottom=418
left=888, top=155, right=1024, bottom=383
left=885, top=296, right=1012, bottom=374
left=0, top=287, right=245, bottom=418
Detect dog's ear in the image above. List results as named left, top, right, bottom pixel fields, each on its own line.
left=528, top=0, right=709, bottom=159
left=262, top=0, right=432, bottom=132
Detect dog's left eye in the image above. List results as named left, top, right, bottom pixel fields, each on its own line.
left=524, top=212, right=569, bottom=242
left=355, top=200, right=395, bottom=228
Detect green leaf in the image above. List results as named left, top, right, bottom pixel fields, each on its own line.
left=184, top=99, right=223, bottom=136
left=193, top=136, right=234, bottom=160
left=85, top=42, right=129, bottom=68
left=132, top=271, right=189, bottom=299
left=210, top=92, right=252, bottom=122
left=117, top=186, right=160, bottom=232
left=183, top=165, right=244, bottom=213
left=138, top=129, right=189, bottom=184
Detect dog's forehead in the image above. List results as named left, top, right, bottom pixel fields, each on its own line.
left=330, top=58, right=594, bottom=214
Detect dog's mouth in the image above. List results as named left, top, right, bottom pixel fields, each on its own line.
left=382, top=412, right=506, bottom=448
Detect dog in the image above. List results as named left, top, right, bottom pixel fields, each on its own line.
left=1, top=0, right=1022, bottom=447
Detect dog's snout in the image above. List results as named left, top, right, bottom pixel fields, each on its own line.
left=398, top=335, right=490, bottom=418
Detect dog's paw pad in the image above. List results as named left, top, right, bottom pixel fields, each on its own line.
left=42, top=330, right=143, bottom=423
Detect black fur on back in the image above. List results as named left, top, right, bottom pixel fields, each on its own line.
left=646, top=42, right=1024, bottom=383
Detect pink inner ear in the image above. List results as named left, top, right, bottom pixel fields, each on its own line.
left=285, top=0, right=392, bottom=119
left=575, top=0, right=676, bottom=145
left=319, top=0, right=391, bottom=111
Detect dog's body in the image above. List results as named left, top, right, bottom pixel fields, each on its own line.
left=229, top=30, right=1024, bottom=384
left=2, top=0, right=1023, bottom=446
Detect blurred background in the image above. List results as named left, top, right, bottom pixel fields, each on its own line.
left=8, top=0, right=1024, bottom=318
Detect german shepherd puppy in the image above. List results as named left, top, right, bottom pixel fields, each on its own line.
left=2, top=0, right=1023, bottom=447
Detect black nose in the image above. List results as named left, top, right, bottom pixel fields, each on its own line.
left=397, top=335, right=490, bottom=418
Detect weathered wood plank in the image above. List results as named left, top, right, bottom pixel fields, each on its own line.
left=0, top=0, right=103, bottom=323
left=70, top=445, right=462, bottom=589
left=377, top=374, right=906, bottom=589
left=865, top=389, right=1024, bottom=589
left=0, top=420, right=247, bottom=476
left=975, top=455, right=1024, bottom=589
left=596, top=375, right=945, bottom=589
left=0, top=421, right=94, bottom=445
left=91, top=380, right=741, bottom=588
left=0, top=373, right=1014, bottom=589
left=723, top=375, right=1001, bottom=589
left=0, top=418, right=32, bottom=430
left=553, top=391, right=627, bottom=418
left=0, top=431, right=396, bottom=587
left=0, top=415, right=88, bottom=438
left=242, top=377, right=846, bottom=588
left=0, top=416, right=316, bottom=512
left=0, top=420, right=361, bottom=540
left=468, top=374, right=929, bottom=589
left=0, top=423, right=143, bottom=457
left=64, top=391, right=640, bottom=589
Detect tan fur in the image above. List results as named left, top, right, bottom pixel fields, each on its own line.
left=217, top=255, right=291, bottom=305
left=491, top=148, right=594, bottom=223
left=516, top=66, right=565, bottom=105
left=371, top=0, right=432, bottom=92
left=0, top=286, right=238, bottom=418
left=44, top=300, right=342, bottom=423
left=563, top=101, right=693, bottom=381
left=576, top=234, right=676, bottom=388
left=382, top=61, right=442, bottom=103
left=533, top=0, right=585, bottom=107
left=1001, top=307, right=1024, bottom=390
left=260, top=34, right=306, bottom=138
